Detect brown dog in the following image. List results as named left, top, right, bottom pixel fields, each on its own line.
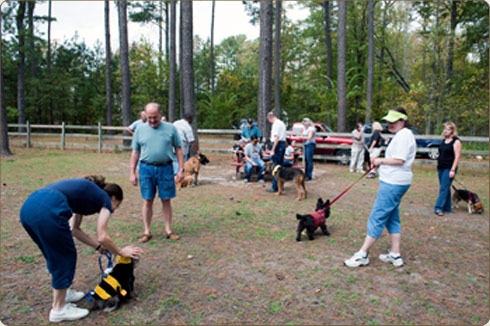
left=176, top=153, right=210, bottom=188
left=452, top=186, right=484, bottom=214
left=272, top=165, right=307, bottom=201
left=175, top=175, right=194, bottom=190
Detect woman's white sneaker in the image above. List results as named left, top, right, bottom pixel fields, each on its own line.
left=49, top=303, right=89, bottom=322
left=344, top=251, right=369, bottom=267
left=65, top=289, right=85, bottom=303
left=379, top=250, right=404, bottom=267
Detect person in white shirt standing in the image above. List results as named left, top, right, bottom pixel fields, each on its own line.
left=350, top=122, right=366, bottom=173
left=301, top=117, right=316, bottom=180
left=173, top=113, right=199, bottom=175
left=344, top=108, right=416, bottom=268
left=266, top=112, right=287, bottom=193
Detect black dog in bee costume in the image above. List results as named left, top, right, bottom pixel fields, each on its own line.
left=88, top=255, right=136, bottom=312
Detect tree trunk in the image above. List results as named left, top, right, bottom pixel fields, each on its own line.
left=105, top=1, right=113, bottom=129
left=273, top=0, right=281, bottom=118
left=354, top=2, right=367, bottom=124
left=118, top=1, right=131, bottom=146
left=47, top=0, right=53, bottom=124
left=431, top=1, right=441, bottom=134
left=27, top=1, right=40, bottom=123
left=158, top=1, right=163, bottom=57
left=365, top=1, right=375, bottom=124
left=165, top=1, right=169, bottom=63
left=446, top=1, right=457, bottom=91
left=168, top=0, right=176, bottom=122
left=258, top=1, right=273, bottom=140
left=181, top=1, right=198, bottom=150
left=323, top=0, right=332, bottom=126
left=179, top=1, right=184, bottom=119
left=336, top=1, right=347, bottom=132
left=16, top=1, right=26, bottom=132
left=376, top=1, right=390, bottom=110
left=1, top=28, right=13, bottom=156
left=210, top=0, right=215, bottom=95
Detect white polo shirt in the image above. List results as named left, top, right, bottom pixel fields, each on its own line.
left=173, top=119, right=195, bottom=156
left=270, top=119, right=287, bottom=143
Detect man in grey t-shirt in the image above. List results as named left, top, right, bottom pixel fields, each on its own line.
left=243, top=135, right=266, bottom=183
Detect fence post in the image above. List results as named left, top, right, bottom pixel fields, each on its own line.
left=26, top=120, right=31, bottom=148
left=98, top=122, right=102, bottom=153
left=61, top=121, right=66, bottom=150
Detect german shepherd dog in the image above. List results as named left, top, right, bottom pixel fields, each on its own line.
left=89, top=256, right=137, bottom=312
left=175, top=153, right=210, bottom=188
left=452, top=185, right=484, bottom=214
left=272, top=165, right=307, bottom=201
left=296, top=198, right=331, bottom=241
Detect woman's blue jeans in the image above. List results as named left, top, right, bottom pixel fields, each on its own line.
left=434, top=168, right=455, bottom=213
left=304, top=143, right=316, bottom=179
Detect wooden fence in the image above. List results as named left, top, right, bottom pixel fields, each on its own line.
left=7, top=122, right=489, bottom=168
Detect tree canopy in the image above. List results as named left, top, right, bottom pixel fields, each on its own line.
left=1, top=1, right=488, bottom=136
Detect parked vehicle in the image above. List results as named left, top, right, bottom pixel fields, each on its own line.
left=363, top=123, right=441, bottom=160
left=288, top=122, right=353, bottom=164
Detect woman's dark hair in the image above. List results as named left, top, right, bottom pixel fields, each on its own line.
left=84, top=175, right=123, bottom=201
left=286, top=138, right=291, bottom=145
left=392, top=107, right=411, bottom=129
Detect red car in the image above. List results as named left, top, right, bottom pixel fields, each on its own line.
left=287, top=122, right=353, bottom=164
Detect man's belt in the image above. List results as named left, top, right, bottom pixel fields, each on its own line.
left=140, top=160, right=172, bottom=166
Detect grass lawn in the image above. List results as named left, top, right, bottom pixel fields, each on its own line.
left=1, top=148, right=488, bottom=325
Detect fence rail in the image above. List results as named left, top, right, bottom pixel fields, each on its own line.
left=7, top=122, right=489, bottom=168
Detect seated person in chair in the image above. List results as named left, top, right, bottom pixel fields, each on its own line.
left=244, top=135, right=266, bottom=183
left=283, top=138, right=295, bottom=167
left=236, top=119, right=263, bottom=149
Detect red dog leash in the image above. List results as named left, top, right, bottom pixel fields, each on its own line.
left=325, top=166, right=374, bottom=209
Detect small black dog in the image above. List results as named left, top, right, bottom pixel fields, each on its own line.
left=89, top=256, right=136, bottom=312
left=296, top=198, right=331, bottom=241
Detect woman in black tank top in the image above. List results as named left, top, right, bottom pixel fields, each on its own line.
left=434, top=122, right=462, bottom=216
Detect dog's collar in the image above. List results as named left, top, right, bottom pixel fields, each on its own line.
left=116, top=256, right=132, bottom=264
left=272, top=165, right=281, bottom=177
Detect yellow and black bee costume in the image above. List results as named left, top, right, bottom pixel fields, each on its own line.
left=89, top=255, right=135, bottom=307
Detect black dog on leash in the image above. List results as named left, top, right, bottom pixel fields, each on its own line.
left=296, top=198, right=331, bottom=241
left=89, top=256, right=137, bottom=312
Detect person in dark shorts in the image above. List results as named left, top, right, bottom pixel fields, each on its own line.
left=20, top=176, right=142, bottom=322
left=130, top=102, right=185, bottom=243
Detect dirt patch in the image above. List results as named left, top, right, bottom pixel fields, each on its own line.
left=1, top=148, right=488, bottom=325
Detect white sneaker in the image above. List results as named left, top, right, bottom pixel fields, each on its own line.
left=65, top=289, right=85, bottom=303
left=344, top=251, right=369, bottom=267
left=244, top=179, right=249, bottom=184
left=49, top=303, right=89, bottom=322
left=379, top=250, right=404, bottom=267
left=258, top=179, right=265, bottom=184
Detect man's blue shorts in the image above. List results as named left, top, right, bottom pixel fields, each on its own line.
left=139, top=161, right=176, bottom=200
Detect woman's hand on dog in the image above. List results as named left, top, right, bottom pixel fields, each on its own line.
left=120, top=246, right=143, bottom=259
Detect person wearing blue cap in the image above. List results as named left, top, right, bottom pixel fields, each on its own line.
left=344, top=107, right=416, bottom=268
